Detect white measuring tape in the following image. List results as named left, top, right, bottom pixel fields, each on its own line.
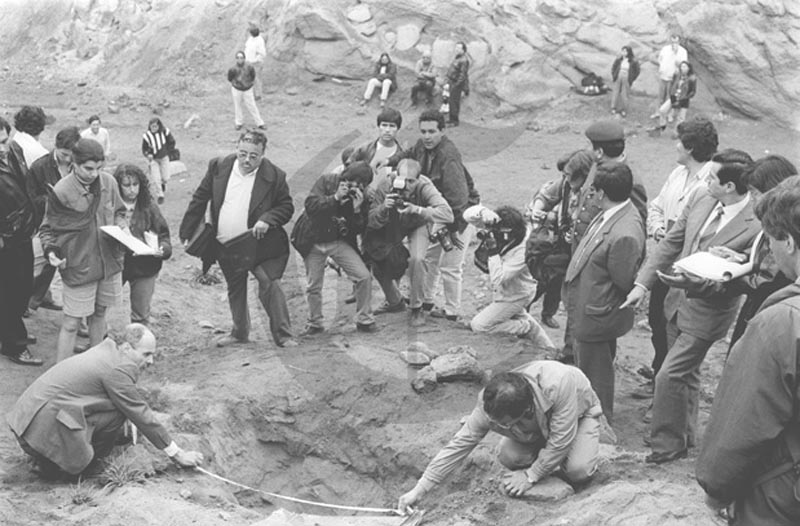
left=195, top=466, right=402, bottom=516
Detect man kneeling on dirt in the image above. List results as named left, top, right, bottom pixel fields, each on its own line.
left=397, top=360, right=602, bottom=513
left=7, top=323, right=204, bottom=479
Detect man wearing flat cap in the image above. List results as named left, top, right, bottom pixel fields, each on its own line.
left=40, top=138, right=128, bottom=362
left=291, top=161, right=377, bottom=333
left=181, top=130, right=296, bottom=348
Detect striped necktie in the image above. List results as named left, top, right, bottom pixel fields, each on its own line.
left=697, top=206, right=724, bottom=251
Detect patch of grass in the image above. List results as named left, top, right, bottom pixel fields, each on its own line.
left=100, top=449, right=148, bottom=490
left=68, top=478, right=106, bottom=505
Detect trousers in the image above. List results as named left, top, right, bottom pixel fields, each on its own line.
left=231, top=86, right=265, bottom=127
left=364, top=78, right=392, bottom=101
left=423, top=225, right=474, bottom=315
left=647, top=279, right=670, bottom=374
left=496, top=415, right=600, bottom=483
left=127, top=274, right=158, bottom=324
left=574, top=339, right=617, bottom=422
left=219, top=256, right=293, bottom=345
left=650, top=318, right=714, bottom=453
left=148, top=157, right=170, bottom=199
left=0, top=239, right=33, bottom=355
left=373, top=224, right=429, bottom=309
left=304, top=240, right=374, bottom=327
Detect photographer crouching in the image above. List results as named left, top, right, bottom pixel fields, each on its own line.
left=291, top=161, right=377, bottom=333
left=364, top=159, right=453, bottom=326
left=466, top=205, right=555, bottom=351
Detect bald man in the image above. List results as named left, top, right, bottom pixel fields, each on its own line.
left=7, top=324, right=203, bottom=478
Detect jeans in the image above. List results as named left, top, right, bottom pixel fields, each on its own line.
left=148, top=157, right=170, bottom=199
left=373, top=224, right=429, bottom=309
left=496, top=415, right=600, bottom=483
left=304, top=240, right=374, bottom=327
left=650, top=319, right=714, bottom=453
left=219, top=257, right=293, bottom=345
left=231, top=86, right=265, bottom=127
left=610, top=76, right=630, bottom=113
left=423, top=225, right=473, bottom=316
left=128, top=274, right=157, bottom=324
left=470, top=299, right=534, bottom=336
left=658, top=99, right=687, bottom=127
left=364, top=78, right=392, bottom=101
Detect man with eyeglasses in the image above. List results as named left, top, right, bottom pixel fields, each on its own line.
left=397, top=360, right=602, bottom=514
left=180, top=130, right=296, bottom=348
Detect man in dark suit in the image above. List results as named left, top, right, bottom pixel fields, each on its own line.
left=7, top=324, right=203, bottom=477
left=563, top=162, right=645, bottom=422
left=180, top=130, right=296, bottom=348
left=622, top=149, right=761, bottom=464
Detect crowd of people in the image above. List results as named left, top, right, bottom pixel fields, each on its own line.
left=1, top=24, right=799, bottom=526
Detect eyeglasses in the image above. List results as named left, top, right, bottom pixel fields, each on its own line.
left=488, top=408, right=531, bottom=430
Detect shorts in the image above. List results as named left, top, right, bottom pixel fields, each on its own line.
left=62, top=273, right=122, bottom=318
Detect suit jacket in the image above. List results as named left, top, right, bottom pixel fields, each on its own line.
left=637, top=190, right=761, bottom=341
left=7, top=339, right=171, bottom=474
left=179, top=154, right=294, bottom=279
left=564, top=201, right=645, bottom=342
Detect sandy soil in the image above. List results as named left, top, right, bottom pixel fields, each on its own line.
left=1, top=62, right=799, bottom=526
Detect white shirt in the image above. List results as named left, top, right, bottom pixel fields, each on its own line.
left=369, top=142, right=398, bottom=189
left=11, top=131, right=48, bottom=168
left=216, top=160, right=257, bottom=243
left=596, top=199, right=630, bottom=232
left=244, top=35, right=266, bottom=63
left=648, top=162, right=711, bottom=237
left=658, top=44, right=688, bottom=80
left=81, top=127, right=112, bottom=156
left=700, top=193, right=751, bottom=236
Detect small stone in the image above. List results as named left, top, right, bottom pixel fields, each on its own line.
left=518, top=476, right=574, bottom=501
left=346, top=4, right=372, bottom=23
left=285, top=86, right=299, bottom=96
left=198, top=320, right=214, bottom=329
left=430, top=352, right=483, bottom=382
left=399, top=350, right=431, bottom=366
left=540, top=163, right=550, bottom=170
left=407, top=341, right=439, bottom=359
left=445, top=345, right=477, bottom=358
left=411, top=366, right=438, bottom=393
left=301, top=100, right=313, bottom=107
left=179, top=489, right=192, bottom=499
left=219, top=511, right=230, bottom=521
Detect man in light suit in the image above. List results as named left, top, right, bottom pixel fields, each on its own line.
left=7, top=324, right=203, bottom=478
left=180, top=130, right=296, bottom=348
left=563, top=162, right=645, bottom=423
left=622, top=149, right=761, bottom=464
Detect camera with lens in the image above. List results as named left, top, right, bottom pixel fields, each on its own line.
left=429, top=226, right=454, bottom=252
left=331, top=216, right=349, bottom=238
left=476, top=229, right=497, bottom=251
left=389, top=177, right=409, bottom=208
left=346, top=182, right=360, bottom=200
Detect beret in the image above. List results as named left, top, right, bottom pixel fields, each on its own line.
left=585, top=120, right=624, bottom=142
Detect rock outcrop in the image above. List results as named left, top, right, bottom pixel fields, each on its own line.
left=0, top=0, right=797, bottom=128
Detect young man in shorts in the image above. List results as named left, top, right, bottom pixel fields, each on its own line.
left=40, top=138, right=128, bottom=362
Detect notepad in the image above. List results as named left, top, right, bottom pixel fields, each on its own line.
left=673, top=251, right=754, bottom=282
left=100, top=225, right=158, bottom=256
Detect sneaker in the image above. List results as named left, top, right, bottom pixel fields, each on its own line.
left=409, top=308, right=425, bottom=327
left=374, top=301, right=406, bottom=315
left=300, top=325, right=325, bottom=336
left=278, top=338, right=299, bottom=348
left=356, top=322, right=378, bottom=333
left=215, top=334, right=248, bottom=348
left=3, top=348, right=43, bottom=366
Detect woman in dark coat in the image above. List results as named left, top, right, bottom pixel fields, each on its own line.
left=610, top=46, right=640, bottom=117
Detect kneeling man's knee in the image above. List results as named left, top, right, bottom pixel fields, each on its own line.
left=563, top=460, right=597, bottom=484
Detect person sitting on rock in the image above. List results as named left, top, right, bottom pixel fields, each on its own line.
left=360, top=53, right=397, bottom=108
left=397, top=359, right=602, bottom=514
left=411, top=50, right=436, bottom=106
left=465, top=204, right=554, bottom=350
left=7, top=323, right=204, bottom=479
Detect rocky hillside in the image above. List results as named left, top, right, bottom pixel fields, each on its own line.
left=1, top=0, right=797, bottom=125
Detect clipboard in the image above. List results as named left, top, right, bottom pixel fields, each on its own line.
left=100, top=226, right=158, bottom=256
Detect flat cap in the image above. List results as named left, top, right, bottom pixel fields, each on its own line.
left=585, top=120, right=624, bottom=142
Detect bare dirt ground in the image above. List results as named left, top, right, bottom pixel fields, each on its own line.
left=1, top=61, right=799, bottom=526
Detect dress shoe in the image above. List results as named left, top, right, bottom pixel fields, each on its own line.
left=429, top=307, right=458, bottom=321
left=374, top=301, right=406, bottom=315
left=541, top=315, right=560, bottom=329
left=3, top=348, right=43, bottom=366
left=409, top=308, right=426, bottom=327
left=215, top=335, right=248, bottom=348
left=356, top=322, right=378, bottom=333
left=645, top=449, right=688, bottom=464
left=300, top=325, right=325, bottom=336
left=39, top=300, right=62, bottom=311
left=421, top=302, right=434, bottom=312
left=27, top=335, right=37, bottom=345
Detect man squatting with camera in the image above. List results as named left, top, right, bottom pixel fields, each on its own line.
left=364, top=158, right=454, bottom=326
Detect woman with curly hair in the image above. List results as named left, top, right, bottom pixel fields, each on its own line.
left=360, top=53, right=397, bottom=107
left=610, top=46, right=640, bottom=117
left=113, top=164, right=171, bottom=325
left=141, top=117, right=176, bottom=204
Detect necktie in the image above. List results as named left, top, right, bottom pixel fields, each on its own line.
left=573, top=214, right=603, bottom=267
left=697, top=206, right=724, bottom=251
